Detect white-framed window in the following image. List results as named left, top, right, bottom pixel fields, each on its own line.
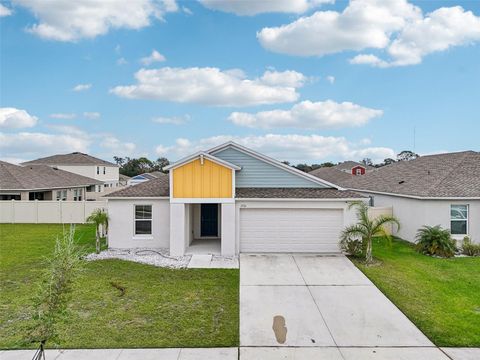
left=355, top=168, right=362, bottom=175
left=451, top=205, right=468, bottom=235
left=97, top=166, right=100, bottom=175
left=134, top=205, right=152, bottom=235
left=73, top=189, right=83, bottom=201
left=103, top=167, right=106, bottom=175
left=56, top=190, right=67, bottom=201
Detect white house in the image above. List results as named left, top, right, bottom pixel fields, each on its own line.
left=311, top=151, right=480, bottom=244
left=105, top=142, right=365, bottom=256
left=22, top=152, right=120, bottom=192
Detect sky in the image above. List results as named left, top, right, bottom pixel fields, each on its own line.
left=1, top=0, right=479, bottom=165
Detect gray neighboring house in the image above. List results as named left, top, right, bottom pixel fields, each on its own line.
left=22, top=152, right=120, bottom=190
left=311, top=151, right=480, bottom=244
left=127, top=171, right=165, bottom=186
left=0, top=161, right=102, bottom=201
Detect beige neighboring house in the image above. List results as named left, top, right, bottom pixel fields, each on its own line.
left=0, top=161, right=102, bottom=201
left=22, top=152, right=120, bottom=192
left=311, top=151, right=480, bottom=244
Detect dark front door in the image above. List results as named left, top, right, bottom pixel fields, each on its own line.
left=201, top=204, right=218, bottom=237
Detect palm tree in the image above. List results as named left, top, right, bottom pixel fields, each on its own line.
left=340, top=201, right=400, bottom=264
left=86, top=209, right=109, bottom=254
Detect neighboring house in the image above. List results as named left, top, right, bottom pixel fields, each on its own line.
left=312, top=151, right=480, bottom=244
left=0, top=161, right=102, bottom=201
left=119, top=174, right=131, bottom=186
left=127, top=171, right=164, bottom=186
left=106, top=142, right=365, bottom=256
left=335, top=161, right=370, bottom=175
left=22, top=152, right=120, bottom=191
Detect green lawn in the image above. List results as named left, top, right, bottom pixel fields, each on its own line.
left=0, top=224, right=239, bottom=349
left=352, top=237, right=480, bottom=347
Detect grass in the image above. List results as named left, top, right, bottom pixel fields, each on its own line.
left=0, top=224, right=239, bottom=349
left=351, top=237, right=480, bottom=347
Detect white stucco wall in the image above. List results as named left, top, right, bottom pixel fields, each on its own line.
left=54, top=165, right=120, bottom=185
left=364, top=192, right=479, bottom=243
left=108, top=199, right=170, bottom=248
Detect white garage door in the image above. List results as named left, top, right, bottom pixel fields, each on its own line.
left=240, top=208, right=343, bottom=253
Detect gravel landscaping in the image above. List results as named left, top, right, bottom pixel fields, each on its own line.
left=85, top=247, right=239, bottom=269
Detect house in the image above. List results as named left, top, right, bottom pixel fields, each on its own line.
left=119, top=174, right=131, bottom=186
left=127, top=171, right=164, bottom=186
left=106, top=142, right=365, bottom=256
left=312, top=151, right=480, bottom=243
left=334, top=161, right=371, bottom=175
left=0, top=161, right=102, bottom=201
left=22, top=152, right=120, bottom=191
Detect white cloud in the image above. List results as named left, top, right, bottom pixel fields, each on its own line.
left=101, top=136, right=136, bottom=157
left=12, top=0, right=178, bottom=41
left=258, top=0, right=420, bottom=56
left=182, top=6, right=193, bottom=15
left=0, top=3, right=12, bottom=17
left=72, top=83, right=92, bottom=92
left=49, top=113, right=76, bottom=120
left=155, top=134, right=395, bottom=164
left=199, top=0, right=333, bottom=16
left=0, top=131, right=90, bottom=160
left=83, top=112, right=100, bottom=120
left=111, top=67, right=305, bottom=106
left=228, top=100, right=382, bottom=129
left=117, top=57, right=128, bottom=65
left=152, top=115, right=190, bottom=125
left=140, top=49, right=166, bottom=65
left=326, top=75, right=335, bottom=84
left=0, top=108, right=38, bottom=129
left=258, top=0, right=480, bottom=67
left=0, top=126, right=137, bottom=162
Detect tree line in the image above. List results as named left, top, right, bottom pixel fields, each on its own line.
left=113, top=150, right=418, bottom=177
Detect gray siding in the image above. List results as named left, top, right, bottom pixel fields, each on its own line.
left=213, top=147, right=326, bottom=188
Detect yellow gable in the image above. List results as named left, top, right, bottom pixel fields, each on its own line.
left=172, top=158, right=232, bottom=198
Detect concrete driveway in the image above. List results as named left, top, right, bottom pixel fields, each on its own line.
left=240, top=254, right=453, bottom=359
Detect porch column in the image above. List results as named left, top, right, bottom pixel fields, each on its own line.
left=221, top=203, right=236, bottom=256
left=170, top=203, right=186, bottom=256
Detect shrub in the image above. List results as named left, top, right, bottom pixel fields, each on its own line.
left=339, top=238, right=363, bottom=257
left=415, top=225, right=456, bottom=258
left=462, top=236, right=480, bottom=257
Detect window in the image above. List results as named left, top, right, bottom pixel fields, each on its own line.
left=451, top=205, right=468, bottom=235
left=355, top=168, right=362, bottom=175
left=135, top=205, right=152, bottom=235
left=56, top=190, right=67, bottom=201
left=103, top=167, right=106, bottom=175
left=97, top=166, right=100, bottom=175
left=73, top=189, right=83, bottom=201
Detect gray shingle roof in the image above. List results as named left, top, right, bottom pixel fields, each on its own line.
left=309, top=167, right=354, bottom=186
left=341, top=151, right=480, bottom=198
left=235, top=188, right=365, bottom=199
left=334, top=161, right=365, bottom=171
left=22, top=152, right=117, bottom=166
left=0, top=161, right=102, bottom=190
left=106, top=174, right=364, bottom=199
left=107, top=175, right=170, bottom=197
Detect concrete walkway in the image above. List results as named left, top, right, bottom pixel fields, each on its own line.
left=239, top=253, right=476, bottom=359
left=0, top=348, right=238, bottom=360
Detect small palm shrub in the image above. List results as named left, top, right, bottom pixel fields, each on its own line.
left=339, top=239, right=363, bottom=257
left=462, top=236, right=480, bottom=256
left=340, top=201, right=400, bottom=264
left=415, top=225, right=456, bottom=258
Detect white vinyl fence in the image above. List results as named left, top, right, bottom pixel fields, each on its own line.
left=0, top=200, right=107, bottom=224
left=368, top=206, right=394, bottom=233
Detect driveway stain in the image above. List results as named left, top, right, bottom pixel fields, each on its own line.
left=272, top=315, right=287, bottom=344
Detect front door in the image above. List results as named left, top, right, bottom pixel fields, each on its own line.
left=201, top=204, right=218, bottom=237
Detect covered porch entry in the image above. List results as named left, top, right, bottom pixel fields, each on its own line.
left=169, top=201, right=236, bottom=257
